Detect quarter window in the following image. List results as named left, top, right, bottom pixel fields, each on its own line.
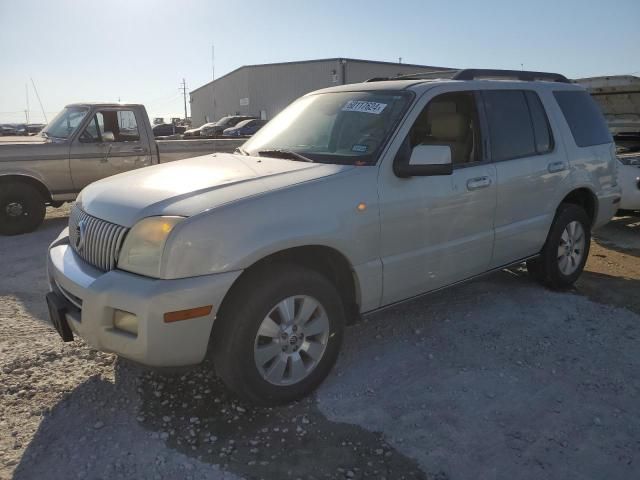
left=553, top=90, right=612, bottom=147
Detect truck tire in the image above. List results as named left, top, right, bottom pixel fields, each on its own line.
left=211, top=263, right=345, bottom=405
left=0, top=183, right=46, bottom=235
left=526, top=204, right=591, bottom=289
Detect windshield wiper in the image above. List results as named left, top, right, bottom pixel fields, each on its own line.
left=257, top=149, right=314, bottom=163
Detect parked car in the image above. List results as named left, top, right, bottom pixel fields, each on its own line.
left=617, top=145, right=640, bottom=212
left=0, top=103, right=244, bottom=235
left=152, top=123, right=186, bottom=137
left=183, top=122, right=217, bottom=138
left=46, top=69, right=620, bottom=405
left=201, top=115, right=256, bottom=137
left=26, top=124, right=46, bottom=135
left=223, top=119, right=267, bottom=137
left=1, top=125, right=17, bottom=136
left=13, top=124, right=28, bottom=136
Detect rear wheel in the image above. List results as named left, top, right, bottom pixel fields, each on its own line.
left=527, top=204, right=591, bottom=289
left=0, top=183, right=46, bottom=235
left=211, top=263, right=345, bottom=405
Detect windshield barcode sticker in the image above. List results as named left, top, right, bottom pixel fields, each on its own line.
left=342, top=101, right=387, bottom=114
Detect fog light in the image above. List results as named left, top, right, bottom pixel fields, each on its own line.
left=113, top=310, right=138, bottom=335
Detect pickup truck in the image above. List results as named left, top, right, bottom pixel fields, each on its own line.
left=0, top=103, right=243, bottom=235
left=46, top=69, right=620, bottom=405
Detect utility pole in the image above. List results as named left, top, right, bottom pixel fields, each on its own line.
left=212, top=44, right=215, bottom=80
left=180, top=78, right=188, bottom=121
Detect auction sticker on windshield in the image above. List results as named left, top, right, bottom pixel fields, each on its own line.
left=342, top=100, right=387, bottom=114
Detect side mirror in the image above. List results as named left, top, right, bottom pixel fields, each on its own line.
left=394, top=143, right=453, bottom=177
left=102, top=131, right=116, bottom=143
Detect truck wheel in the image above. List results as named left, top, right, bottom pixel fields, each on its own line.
left=526, top=204, right=591, bottom=289
left=0, top=183, right=46, bottom=235
left=212, top=264, right=345, bottom=405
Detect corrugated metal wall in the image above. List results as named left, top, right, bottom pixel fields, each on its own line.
left=190, top=59, right=446, bottom=127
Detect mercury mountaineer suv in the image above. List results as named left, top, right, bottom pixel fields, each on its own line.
left=46, top=69, right=621, bottom=405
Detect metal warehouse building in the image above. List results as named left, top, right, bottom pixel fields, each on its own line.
left=189, top=58, right=447, bottom=127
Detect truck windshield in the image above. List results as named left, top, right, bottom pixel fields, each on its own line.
left=243, top=91, right=412, bottom=165
left=42, top=107, right=90, bottom=139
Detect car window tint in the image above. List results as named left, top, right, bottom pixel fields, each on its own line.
left=553, top=90, right=612, bottom=147
left=483, top=90, right=536, bottom=161
left=524, top=91, right=553, bottom=153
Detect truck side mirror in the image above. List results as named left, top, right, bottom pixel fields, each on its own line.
left=102, top=131, right=116, bottom=143
left=394, top=142, right=453, bottom=177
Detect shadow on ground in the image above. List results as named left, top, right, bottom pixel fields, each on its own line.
left=0, top=211, right=68, bottom=323
left=594, top=214, right=640, bottom=256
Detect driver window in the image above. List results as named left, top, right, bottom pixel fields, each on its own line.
left=409, top=92, right=481, bottom=165
left=80, top=112, right=105, bottom=143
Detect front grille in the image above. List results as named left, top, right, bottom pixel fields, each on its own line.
left=68, top=205, right=129, bottom=271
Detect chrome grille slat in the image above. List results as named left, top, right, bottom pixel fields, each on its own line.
left=68, top=205, right=129, bottom=271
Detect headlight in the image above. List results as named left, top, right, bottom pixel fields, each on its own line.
left=117, top=216, right=184, bottom=277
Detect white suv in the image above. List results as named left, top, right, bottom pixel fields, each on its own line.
left=47, top=69, right=621, bottom=404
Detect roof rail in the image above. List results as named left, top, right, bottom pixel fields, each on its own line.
left=365, top=69, right=460, bottom=82
left=452, top=69, right=570, bottom=83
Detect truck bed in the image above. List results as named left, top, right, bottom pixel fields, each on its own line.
left=155, top=138, right=244, bottom=163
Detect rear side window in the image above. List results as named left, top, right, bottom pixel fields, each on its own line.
left=483, top=90, right=536, bottom=161
left=553, top=90, right=612, bottom=147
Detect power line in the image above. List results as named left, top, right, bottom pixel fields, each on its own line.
left=30, top=77, right=47, bottom=123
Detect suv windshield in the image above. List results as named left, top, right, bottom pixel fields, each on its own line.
left=42, top=106, right=90, bottom=139
left=243, top=91, right=412, bottom=164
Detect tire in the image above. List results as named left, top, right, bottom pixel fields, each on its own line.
left=0, top=183, right=46, bottom=235
left=211, top=263, right=345, bottom=405
left=526, top=203, right=591, bottom=289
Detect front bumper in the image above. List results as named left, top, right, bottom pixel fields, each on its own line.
left=47, top=229, right=242, bottom=367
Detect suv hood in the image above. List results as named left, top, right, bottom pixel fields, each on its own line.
left=79, top=153, right=353, bottom=227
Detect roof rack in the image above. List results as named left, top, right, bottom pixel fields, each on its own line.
left=365, top=69, right=459, bottom=82
left=365, top=68, right=570, bottom=84
left=452, top=69, right=570, bottom=83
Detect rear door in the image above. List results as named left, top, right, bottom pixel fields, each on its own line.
left=378, top=89, right=497, bottom=304
left=69, top=108, right=153, bottom=190
left=481, top=89, right=568, bottom=267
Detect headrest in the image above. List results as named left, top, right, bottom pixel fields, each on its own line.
left=430, top=112, right=467, bottom=141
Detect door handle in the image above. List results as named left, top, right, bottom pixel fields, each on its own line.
left=467, top=176, right=492, bottom=190
left=548, top=161, right=567, bottom=173
left=131, top=146, right=146, bottom=153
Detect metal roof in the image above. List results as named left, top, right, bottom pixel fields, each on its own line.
left=190, top=57, right=447, bottom=95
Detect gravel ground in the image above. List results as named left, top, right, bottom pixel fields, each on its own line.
left=1, top=207, right=639, bottom=480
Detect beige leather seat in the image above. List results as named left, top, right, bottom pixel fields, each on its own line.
left=424, top=111, right=472, bottom=164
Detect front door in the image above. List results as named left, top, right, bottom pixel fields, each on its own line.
left=378, top=90, right=497, bottom=305
left=70, top=109, right=152, bottom=190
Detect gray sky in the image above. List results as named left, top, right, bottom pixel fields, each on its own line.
left=1, top=0, right=638, bottom=124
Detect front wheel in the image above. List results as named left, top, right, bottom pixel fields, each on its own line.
left=0, top=183, right=46, bottom=235
left=527, top=204, right=591, bottom=289
left=211, top=264, right=345, bottom=405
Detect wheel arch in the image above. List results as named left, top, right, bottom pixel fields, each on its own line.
left=0, top=174, right=52, bottom=203
left=216, top=245, right=361, bottom=329
left=559, top=187, right=597, bottom=226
